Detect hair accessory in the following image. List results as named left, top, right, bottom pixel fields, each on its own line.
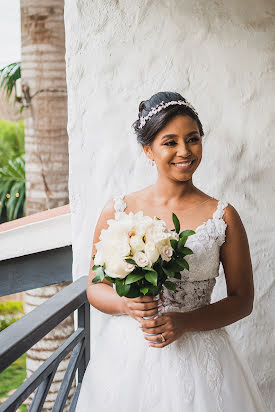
left=138, top=99, right=198, bottom=129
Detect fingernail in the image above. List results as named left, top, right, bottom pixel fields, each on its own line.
left=153, top=315, right=159, bottom=319
left=153, top=295, right=159, bottom=301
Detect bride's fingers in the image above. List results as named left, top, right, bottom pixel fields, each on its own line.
left=134, top=308, right=161, bottom=318
left=133, top=295, right=159, bottom=303
left=131, top=301, right=162, bottom=311
left=144, top=331, right=170, bottom=344
left=141, top=325, right=167, bottom=334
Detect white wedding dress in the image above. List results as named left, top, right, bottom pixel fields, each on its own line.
left=76, top=194, right=267, bottom=412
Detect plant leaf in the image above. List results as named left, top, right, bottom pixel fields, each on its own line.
left=178, top=235, right=187, bottom=249
left=162, top=266, right=175, bottom=278
left=115, top=279, right=131, bottom=296
left=164, top=280, right=176, bottom=291
left=169, top=239, right=178, bottom=251
left=145, top=270, right=158, bottom=286
left=140, top=287, right=149, bottom=295
left=177, top=258, right=189, bottom=270
left=172, top=212, right=180, bottom=233
left=94, top=266, right=105, bottom=281
left=125, top=273, right=144, bottom=285
left=180, top=229, right=196, bottom=237
left=124, top=258, right=137, bottom=265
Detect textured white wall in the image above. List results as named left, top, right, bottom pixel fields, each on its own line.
left=64, top=0, right=274, bottom=408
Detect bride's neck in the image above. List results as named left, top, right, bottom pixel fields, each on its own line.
left=151, top=177, right=198, bottom=202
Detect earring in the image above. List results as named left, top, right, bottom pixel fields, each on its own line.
left=149, top=158, right=155, bottom=167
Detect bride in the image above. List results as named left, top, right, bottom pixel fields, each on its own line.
left=75, top=91, right=267, bottom=411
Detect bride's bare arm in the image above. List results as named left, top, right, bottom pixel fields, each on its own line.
left=86, top=199, right=161, bottom=320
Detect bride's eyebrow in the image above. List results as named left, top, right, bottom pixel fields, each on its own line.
left=161, top=131, right=199, bottom=140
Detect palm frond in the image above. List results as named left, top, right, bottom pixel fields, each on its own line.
left=0, top=62, right=21, bottom=100
left=0, top=154, right=25, bottom=221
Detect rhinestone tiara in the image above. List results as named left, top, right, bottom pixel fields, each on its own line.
left=138, top=99, right=198, bottom=129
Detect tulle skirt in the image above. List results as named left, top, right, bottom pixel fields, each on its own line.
left=76, top=313, right=267, bottom=412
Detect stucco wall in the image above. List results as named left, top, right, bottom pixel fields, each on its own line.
left=64, top=0, right=274, bottom=408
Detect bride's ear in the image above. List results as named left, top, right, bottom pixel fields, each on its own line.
left=142, top=144, right=153, bottom=162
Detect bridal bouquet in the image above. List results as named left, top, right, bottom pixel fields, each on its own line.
left=92, top=210, right=195, bottom=298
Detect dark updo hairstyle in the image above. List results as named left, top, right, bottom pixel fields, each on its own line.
left=132, top=91, right=204, bottom=147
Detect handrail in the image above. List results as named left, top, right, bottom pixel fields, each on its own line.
left=0, top=275, right=90, bottom=412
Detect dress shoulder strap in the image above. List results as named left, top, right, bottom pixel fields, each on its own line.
left=212, top=199, right=229, bottom=220
left=113, top=193, right=127, bottom=218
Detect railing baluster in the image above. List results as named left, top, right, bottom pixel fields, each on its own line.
left=52, top=340, right=84, bottom=412
left=77, top=301, right=90, bottom=383
left=29, top=364, right=58, bottom=412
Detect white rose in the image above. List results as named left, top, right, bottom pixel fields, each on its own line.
left=122, top=260, right=136, bottom=273
left=129, top=235, right=145, bottom=253
left=94, top=250, right=105, bottom=266
left=133, top=251, right=151, bottom=267
left=104, top=256, right=128, bottom=279
left=159, top=244, right=173, bottom=262
left=144, top=241, right=160, bottom=264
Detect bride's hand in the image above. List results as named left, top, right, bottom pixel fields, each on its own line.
left=139, top=311, right=192, bottom=348
left=121, top=295, right=162, bottom=322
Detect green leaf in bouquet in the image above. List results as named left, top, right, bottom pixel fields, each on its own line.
left=92, top=254, right=96, bottom=259
left=125, top=273, right=145, bottom=285
left=179, top=229, right=196, bottom=237
left=177, top=258, right=190, bottom=271
left=180, top=247, right=193, bottom=255
left=169, top=238, right=178, bottom=251
left=105, top=275, right=115, bottom=283
left=125, top=284, right=141, bottom=298
left=92, top=275, right=102, bottom=283
left=94, top=266, right=105, bottom=280
left=178, top=236, right=187, bottom=249
left=165, top=260, right=184, bottom=272
left=164, top=280, right=177, bottom=291
left=145, top=270, right=158, bottom=286
left=115, top=279, right=131, bottom=297
left=143, top=266, right=157, bottom=272
left=173, top=272, right=182, bottom=279
left=162, top=266, right=175, bottom=278
left=140, top=287, right=149, bottom=295
left=92, top=264, right=102, bottom=271
left=124, top=258, right=137, bottom=265
left=172, top=212, right=180, bottom=233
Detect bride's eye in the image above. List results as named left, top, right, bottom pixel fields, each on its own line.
left=188, top=137, right=199, bottom=143
left=164, top=141, right=176, bottom=146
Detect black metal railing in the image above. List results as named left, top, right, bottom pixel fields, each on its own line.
left=0, top=275, right=90, bottom=412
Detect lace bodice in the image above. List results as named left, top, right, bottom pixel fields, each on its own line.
left=113, top=193, right=229, bottom=313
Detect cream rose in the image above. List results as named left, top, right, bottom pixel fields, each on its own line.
left=129, top=235, right=146, bottom=253
left=144, top=241, right=160, bottom=264
left=133, top=251, right=151, bottom=267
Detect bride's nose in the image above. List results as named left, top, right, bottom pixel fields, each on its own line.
left=176, top=142, right=192, bottom=157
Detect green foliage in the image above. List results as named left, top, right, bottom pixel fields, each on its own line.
left=0, top=62, right=21, bottom=102
left=0, top=300, right=25, bottom=332
left=0, top=316, right=21, bottom=332
left=0, top=119, right=25, bottom=222
left=0, top=353, right=26, bottom=411
left=0, top=300, right=24, bottom=314
left=0, top=155, right=25, bottom=220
